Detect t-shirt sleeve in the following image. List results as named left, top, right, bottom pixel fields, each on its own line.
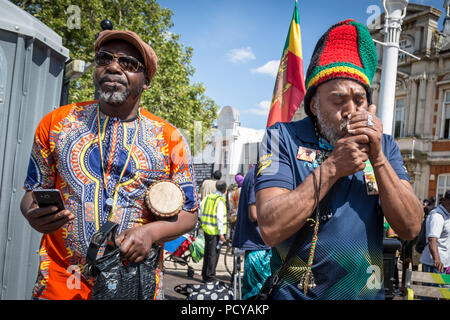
left=167, top=127, right=199, bottom=213
left=384, top=135, right=410, bottom=182
left=427, top=211, right=444, bottom=239
left=216, top=199, right=226, bottom=235
left=255, top=123, right=294, bottom=192
left=23, top=113, right=57, bottom=191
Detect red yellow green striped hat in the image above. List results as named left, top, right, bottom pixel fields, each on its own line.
left=304, top=19, right=378, bottom=118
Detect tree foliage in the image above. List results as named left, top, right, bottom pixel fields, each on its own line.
left=11, top=0, right=218, bottom=152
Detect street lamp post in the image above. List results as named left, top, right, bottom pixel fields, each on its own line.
left=378, top=0, right=408, bottom=135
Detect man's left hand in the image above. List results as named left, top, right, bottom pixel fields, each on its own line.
left=347, top=104, right=385, bottom=164
left=116, top=226, right=153, bottom=264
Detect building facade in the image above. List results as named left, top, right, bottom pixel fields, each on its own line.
left=193, top=105, right=265, bottom=186
left=370, top=2, right=450, bottom=203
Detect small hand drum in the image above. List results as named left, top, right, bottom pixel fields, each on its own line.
left=145, top=181, right=185, bottom=218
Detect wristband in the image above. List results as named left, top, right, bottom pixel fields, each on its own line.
left=372, top=159, right=386, bottom=168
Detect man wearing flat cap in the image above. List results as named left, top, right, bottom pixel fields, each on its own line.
left=255, top=19, right=422, bottom=300
left=20, top=30, right=198, bottom=299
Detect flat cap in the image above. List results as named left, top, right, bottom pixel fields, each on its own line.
left=94, top=30, right=158, bottom=79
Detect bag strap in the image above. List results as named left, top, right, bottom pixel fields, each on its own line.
left=86, top=221, right=118, bottom=265
left=272, top=167, right=322, bottom=288
left=271, top=224, right=312, bottom=288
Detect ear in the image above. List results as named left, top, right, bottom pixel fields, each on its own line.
left=141, top=76, right=150, bottom=90
left=310, top=96, right=318, bottom=116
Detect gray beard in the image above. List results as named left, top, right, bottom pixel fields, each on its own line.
left=97, top=88, right=130, bottom=105
left=315, top=103, right=348, bottom=146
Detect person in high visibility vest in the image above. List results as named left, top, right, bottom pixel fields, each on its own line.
left=200, top=180, right=227, bottom=282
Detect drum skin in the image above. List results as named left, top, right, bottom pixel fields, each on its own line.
left=145, top=181, right=185, bottom=218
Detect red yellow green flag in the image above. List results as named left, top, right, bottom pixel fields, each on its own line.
left=266, top=1, right=306, bottom=128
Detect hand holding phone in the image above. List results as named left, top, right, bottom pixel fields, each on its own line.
left=25, top=189, right=74, bottom=234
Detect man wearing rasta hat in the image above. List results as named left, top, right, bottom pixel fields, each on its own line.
left=255, top=19, right=422, bottom=300
left=20, top=29, right=199, bottom=299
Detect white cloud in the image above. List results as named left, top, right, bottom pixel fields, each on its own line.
left=251, top=60, right=280, bottom=78
left=248, top=100, right=271, bottom=116
left=227, top=46, right=256, bottom=63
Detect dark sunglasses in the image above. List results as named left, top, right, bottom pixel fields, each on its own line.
left=95, top=51, right=145, bottom=73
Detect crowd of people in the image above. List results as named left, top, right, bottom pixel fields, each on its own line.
left=20, top=18, right=448, bottom=301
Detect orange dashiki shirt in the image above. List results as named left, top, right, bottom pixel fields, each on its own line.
left=24, top=101, right=198, bottom=300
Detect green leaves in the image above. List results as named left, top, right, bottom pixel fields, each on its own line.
left=12, top=0, right=218, bottom=151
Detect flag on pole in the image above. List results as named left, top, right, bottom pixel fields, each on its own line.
left=266, top=1, right=306, bottom=128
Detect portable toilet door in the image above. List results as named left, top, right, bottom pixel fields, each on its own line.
left=0, top=0, right=70, bottom=299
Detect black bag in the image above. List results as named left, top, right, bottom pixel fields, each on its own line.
left=85, top=221, right=161, bottom=300
left=248, top=275, right=275, bottom=301
left=415, top=217, right=428, bottom=254
left=174, top=280, right=234, bottom=300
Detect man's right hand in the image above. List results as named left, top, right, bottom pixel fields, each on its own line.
left=428, top=237, right=444, bottom=273
left=326, top=134, right=370, bottom=178
left=434, top=259, right=444, bottom=273
left=24, top=203, right=74, bottom=234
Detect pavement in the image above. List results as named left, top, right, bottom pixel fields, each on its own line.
left=163, top=244, right=243, bottom=300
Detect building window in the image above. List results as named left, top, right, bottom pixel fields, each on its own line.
left=398, top=39, right=413, bottom=60
left=436, top=174, right=450, bottom=204
left=238, top=142, right=259, bottom=176
left=223, top=149, right=227, bottom=170
left=441, top=91, right=450, bottom=139
left=394, top=98, right=405, bottom=138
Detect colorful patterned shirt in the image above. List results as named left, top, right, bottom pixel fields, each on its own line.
left=24, top=101, right=198, bottom=300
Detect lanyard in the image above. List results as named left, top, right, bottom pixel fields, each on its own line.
left=96, top=104, right=141, bottom=218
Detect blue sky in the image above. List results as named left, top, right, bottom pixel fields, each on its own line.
left=158, top=0, right=445, bottom=129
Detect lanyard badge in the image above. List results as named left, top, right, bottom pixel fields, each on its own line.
left=297, top=146, right=320, bottom=163
left=363, top=160, right=379, bottom=195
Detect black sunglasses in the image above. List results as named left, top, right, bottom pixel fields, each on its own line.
left=95, top=51, right=145, bottom=73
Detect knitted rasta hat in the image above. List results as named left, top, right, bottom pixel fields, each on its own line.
left=303, top=19, right=378, bottom=118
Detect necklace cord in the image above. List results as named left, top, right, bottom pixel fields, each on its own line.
left=307, top=165, right=322, bottom=268
left=96, top=104, right=141, bottom=219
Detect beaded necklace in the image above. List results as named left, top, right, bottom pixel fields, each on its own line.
left=298, top=121, right=333, bottom=295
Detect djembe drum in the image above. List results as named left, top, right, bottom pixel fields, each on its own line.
left=145, top=181, right=185, bottom=218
